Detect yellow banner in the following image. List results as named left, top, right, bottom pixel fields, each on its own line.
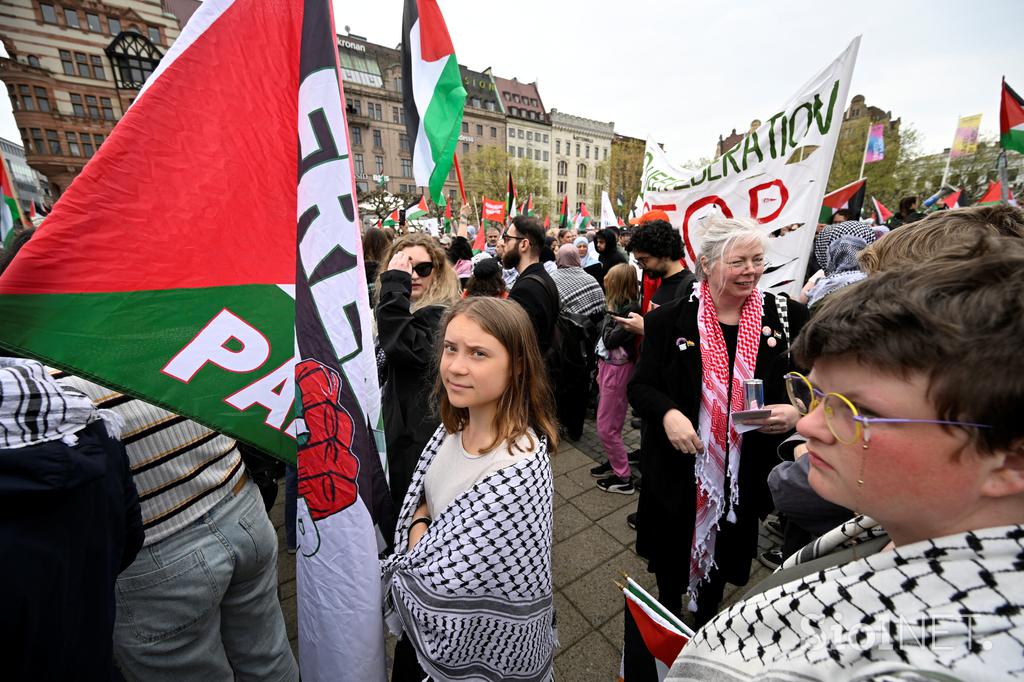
left=951, top=114, right=983, bottom=158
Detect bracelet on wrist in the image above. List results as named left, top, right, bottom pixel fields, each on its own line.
left=410, top=517, right=431, bottom=531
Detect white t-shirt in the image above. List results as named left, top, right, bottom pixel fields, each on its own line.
left=424, top=429, right=538, bottom=518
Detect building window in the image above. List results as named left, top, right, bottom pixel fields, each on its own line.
left=508, top=146, right=515, bottom=155
left=490, top=126, right=496, bottom=137
left=508, top=127, right=515, bottom=137
left=30, top=128, right=45, bottom=154
left=578, top=164, right=587, bottom=178
left=353, top=153, right=364, bottom=175
left=60, top=50, right=74, bottom=75
left=70, top=93, right=85, bottom=116
left=486, top=101, right=495, bottom=111
left=525, top=149, right=531, bottom=160
left=543, top=151, right=549, bottom=161
left=85, top=95, right=100, bottom=118
left=108, top=16, right=121, bottom=34
left=82, top=134, right=94, bottom=157
left=557, top=180, right=566, bottom=194
left=475, top=124, right=482, bottom=135
left=350, top=99, right=361, bottom=115
left=75, top=52, right=92, bottom=77
left=462, top=142, right=469, bottom=154
left=517, top=129, right=524, bottom=139
left=100, top=97, right=114, bottom=120
left=392, top=106, right=404, bottom=124
left=526, top=131, right=533, bottom=141
left=27, top=55, right=41, bottom=68
left=350, top=126, right=361, bottom=146
left=46, top=129, right=61, bottom=155
left=399, top=133, right=409, bottom=151
left=556, top=140, right=560, bottom=154
left=577, top=182, right=586, bottom=197
left=66, top=132, right=81, bottom=156
left=370, top=102, right=382, bottom=120
left=461, top=122, right=469, bottom=133
left=106, top=32, right=162, bottom=89
left=356, top=181, right=368, bottom=194
left=543, top=134, right=549, bottom=143
left=401, top=158, right=412, bottom=176
left=17, top=85, right=35, bottom=111
left=91, top=55, right=105, bottom=80
left=517, top=147, right=524, bottom=158
left=604, top=147, right=609, bottom=160
left=471, top=97, right=480, bottom=108
left=576, top=143, right=580, bottom=157
left=148, top=26, right=161, bottom=44
left=372, top=129, right=382, bottom=147
left=586, top=144, right=590, bottom=159
left=40, top=3, right=57, bottom=23
left=374, top=155, right=384, bottom=174
left=510, top=106, right=517, bottom=116
left=557, top=160, right=567, bottom=176
left=86, top=12, right=101, bottom=32
left=64, top=7, right=80, bottom=28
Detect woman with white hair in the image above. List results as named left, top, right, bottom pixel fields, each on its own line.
left=626, top=216, right=810, bottom=632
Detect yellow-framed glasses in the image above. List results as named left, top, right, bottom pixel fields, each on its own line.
left=784, top=372, right=992, bottom=445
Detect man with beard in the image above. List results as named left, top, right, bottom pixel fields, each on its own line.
left=504, top=216, right=559, bottom=353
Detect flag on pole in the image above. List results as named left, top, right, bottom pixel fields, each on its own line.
left=481, top=196, right=505, bottom=223
left=382, top=207, right=401, bottom=226
left=941, top=189, right=962, bottom=210
left=523, top=193, right=534, bottom=217
left=600, top=190, right=618, bottom=228
left=819, top=178, right=866, bottom=223
left=1000, top=78, right=1024, bottom=155
left=505, top=171, right=517, bottom=217
left=0, top=159, right=21, bottom=249
left=950, top=114, right=983, bottom=158
left=978, top=181, right=1015, bottom=205
left=443, top=200, right=453, bottom=233
left=871, top=196, right=893, bottom=224
left=558, top=195, right=569, bottom=229
left=574, top=203, right=592, bottom=232
left=543, top=215, right=550, bottom=229
left=620, top=577, right=694, bottom=681
left=864, top=123, right=885, bottom=163
left=401, top=0, right=466, bottom=205
left=0, top=0, right=392, bottom=678
left=406, top=194, right=429, bottom=220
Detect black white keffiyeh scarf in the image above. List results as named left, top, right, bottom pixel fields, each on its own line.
left=0, top=358, right=112, bottom=449
left=668, top=516, right=1024, bottom=681
left=381, top=426, right=556, bottom=681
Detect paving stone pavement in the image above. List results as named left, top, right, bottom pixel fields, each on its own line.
left=269, top=415, right=778, bottom=680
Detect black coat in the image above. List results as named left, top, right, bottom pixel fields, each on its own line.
left=627, top=292, right=808, bottom=584
left=508, top=262, right=558, bottom=353
left=376, top=270, right=447, bottom=510
left=0, top=421, right=143, bottom=681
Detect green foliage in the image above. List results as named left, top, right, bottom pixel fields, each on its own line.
left=460, top=146, right=550, bottom=216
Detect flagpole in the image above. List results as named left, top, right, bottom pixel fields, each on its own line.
left=452, top=152, right=468, bottom=205
left=941, top=113, right=959, bottom=188
left=858, top=121, right=871, bottom=180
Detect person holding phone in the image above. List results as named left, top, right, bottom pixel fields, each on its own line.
left=627, top=216, right=809, bottom=629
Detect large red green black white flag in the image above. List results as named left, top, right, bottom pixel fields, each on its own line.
left=402, top=0, right=466, bottom=205
left=0, top=0, right=392, bottom=678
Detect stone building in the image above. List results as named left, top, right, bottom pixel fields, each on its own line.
left=1, top=0, right=191, bottom=196
left=550, top=109, right=614, bottom=213
left=1, top=136, right=48, bottom=211
left=456, top=66, right=507, bottom=202
left=494, top=75, right=551, bottom=170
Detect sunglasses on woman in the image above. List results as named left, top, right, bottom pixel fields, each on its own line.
left=784, top=371, right=991, bottom=445
left=411, top=261, right=434, bottom=277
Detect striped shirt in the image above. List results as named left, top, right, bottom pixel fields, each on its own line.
left=56, top=373, right=244, bottom=546
left=550, top=266, right=606, bottom=316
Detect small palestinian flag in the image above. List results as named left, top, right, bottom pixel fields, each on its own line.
left=574, top=203, right=591, bottom=232
left=820, top=178, right=865, bottom=223
left=979, top=181, right=1015, bottom=205
left=871, top=196, right=893, bottom=224
left=941, top=189, right=962, bottom=210
left=1, top=158, right=21, bottom=249
left=522, top=193, right=533, bottom=217
left=558, top=195, right=569, bottom=229
left=382, top=207, right=401, bottom=226
left=406, top=194, right=429, bottom=221
left=1001, top=78, right=1024, bottom=155
left=543, top=215, right=550, bottom=229
left=443, top=201, right=452, bottom=233
left=620, top=577, right=693, bottom=681
left=401, top=0, right=466, bottom=204
left=505, top=171, right=517, bottom=217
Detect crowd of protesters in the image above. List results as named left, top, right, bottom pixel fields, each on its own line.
left=2, top=199, right=1023, bottom=681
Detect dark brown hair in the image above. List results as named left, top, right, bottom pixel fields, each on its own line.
left=860, top=204, right=1024, bottom=274
left=362, top=227, right=390, bottom=265
left=433, top=297, right=558, bottom=455
left=794, top=237, right=1024, bottom=454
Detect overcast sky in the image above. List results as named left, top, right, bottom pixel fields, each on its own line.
left=3, top=0, right=1022, bottom=166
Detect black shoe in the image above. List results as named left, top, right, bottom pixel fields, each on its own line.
left=627, top=448, right=641, bottom=464
left=626, top=512, right=637, bottom=530
left=764, top=518, right=784, bottom=538
left=590, top=461, right=613, bottom=478
left=596, top=474, right=636, bottom=495
left=758, top=549, right=784, bottom=570
left=630, top=418, right=643, bottom=429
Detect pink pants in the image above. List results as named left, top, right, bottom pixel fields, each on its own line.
left=596, top=359, right=635, bottom=480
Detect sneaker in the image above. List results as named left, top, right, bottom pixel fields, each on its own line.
left=764, top=518, right=784, bottom=538
left=597, top=475, right=636, bottom=495
left=758, top=549, right=784, bottom=570
left=590, top=460, right=614, bottom=478
left=627, top=448, right=641, bottom=464
left=626, top=512, right=638, bottom=530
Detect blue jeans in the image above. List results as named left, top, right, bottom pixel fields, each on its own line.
left=112, top=479, right=298, bottom=681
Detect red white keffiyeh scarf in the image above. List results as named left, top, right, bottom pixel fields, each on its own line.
left=689, top=280, right=763, bottom=610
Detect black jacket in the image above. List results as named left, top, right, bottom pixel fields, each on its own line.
left=0, top=421, right=143, bottom=682
left=627, top=292, right=808, bottom=583
left=602, top=301, right=642, bottom=364
left=508, top=262, right=559, bottom=353
left=596, top=228, right=628, bottom=275
left=376, top=270, right=447, bottom=510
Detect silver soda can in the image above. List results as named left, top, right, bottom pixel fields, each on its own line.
left=743, top=379, right=764, bottom=410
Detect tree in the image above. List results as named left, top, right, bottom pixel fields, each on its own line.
left=359, top=189, right=403, bottom=221
left=826, top=120, right=922, bottom=211
left=460, top=146, right=549, bottom=217
left=609, top=139, right=644, bottom=215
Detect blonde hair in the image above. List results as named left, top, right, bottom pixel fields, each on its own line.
left=603, top=263, right=639, bottom=310
left=376, top=232, right=460, bottom=311
left=433, top=298, right=558, bottom=455
left=697, top=216, right=766, bottom=280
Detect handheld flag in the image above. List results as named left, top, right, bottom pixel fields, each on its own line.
left=401, top=0, right=466, bottom=204
left=482, top=196, right=506, bottom=223
left=941, top=189, right=962, bottom=210
left=382, top=207, right=401, bottom=226
left=871, top=196, right=893, bottom=224
left=505, top=171, right=517, bottom=217
left=1000, top=79, right=1024, bottom=155
left=543, top=215, right=550, bottom=229
left=0, top=156, right=22, bottom=249
left=950, top=114, right=983, bottom=158
left=523, top=193, right=534, bottom=217
left=0, top=0, right=393, bottom=678
left=978, top=181, right=1015, bottom=205
left=558, top=195, right=569, bottom=229
left=600, top=191, right=617, bottom=228
left=621, top=577, right=694, bottom=681
left=444, top=201, right=453, bottom=233
left=406, top=194, right=429, bottom=221
left=574, top=203, right=592, bottom=232
left=864, top=123, right=885, bottom=164
left=820, top=178, right=866, bottom=223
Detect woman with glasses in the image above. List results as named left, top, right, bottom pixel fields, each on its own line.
left=668, top=241, right=1024, bottom=680
left=626, top=216, right=809, bottom=632
left=376, top=233, right=461, bottom=517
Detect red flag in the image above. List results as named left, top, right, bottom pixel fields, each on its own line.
left=543, top=215, right=550, bottom=229
left=482, top=196, right=506, bottom=223
left=871, top=197, right=893, bottom=224
left=941, top=190, right=962, bottom=209
left=979, top=181, right=1014, bottom=204
left=471, top=222, right=486, bottom=251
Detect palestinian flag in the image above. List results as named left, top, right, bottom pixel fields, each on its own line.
left=820, top=178, right=865, bottom=222
left=505, top=171, right=517, bottom=217
left=558, top=195, right=569, bottom=229
left=872, top=196, right=893, bottom=224
left=543, top=215, right=550, bottom=229
left=620, top=577, right=693, bottom=681
left=382, top=207, right=401, bottom=226
left=574, top=203, right=592, bottom=232
left=443, top=201, right=452, bottom=233
left=401, top=0, right=466, bottom=205
left=0, top=158, right=21, bottom=249
left=979, top=181, right=1015, bottom=205
left=406, top=194, right=429, bottom=220
left=1001, top=78, right=1024, bottom=155
left=522, top=193, right=533, bottom=217
left=0, top=0, right=392, bottom=678
left=941, top=189, right=962, bottom=210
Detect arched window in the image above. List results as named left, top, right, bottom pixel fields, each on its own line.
left=105, top=32, right=163, bottom=90
left=557, top=160, right=567, bottom=176
left=577, top=164, right=587, bottom=178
